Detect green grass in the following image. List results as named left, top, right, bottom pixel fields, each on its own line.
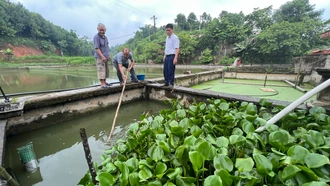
left=0, top=55, right=96, bottom=67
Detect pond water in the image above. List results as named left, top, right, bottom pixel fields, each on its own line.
left=4, top=100, right=168, bottom=186
left=191, top=78, right=316, bottom=102
left=0, top=66, right=204, bottom=94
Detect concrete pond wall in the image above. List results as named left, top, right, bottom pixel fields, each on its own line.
left=0, top=68, right=321, bottom=167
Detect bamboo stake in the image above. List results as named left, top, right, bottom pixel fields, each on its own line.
left=106, top=70, right=129, bottom=143
left=0, top=166, right=20, bottom=186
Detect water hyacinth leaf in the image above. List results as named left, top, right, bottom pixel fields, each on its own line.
left=215, top=137, right=229, bottom=148
left=197, top=141, right=217, bottom=160
left=269, top=130, right=290, bottom=151
left=254, top=117, right=267, bottom=126
left=190, top=125, right=203, bottom=137
left=147, top=180, right=162, bottom=186
left=189, top=151, right=204, bottom=172
left=219, top=148, right=229, bottom=155
left=128, top=173, right=139, bottom=186
left=253, top=153, right=274, bottom=176
left=219, top=102, right=229, bottom=111
left=179, top=118, right=190, bottom=131
left=296, top=165, right=319, bottom=181
left=148, top=145, right=164, bottom=163
left=117, top=144, right=127, bottom=153
left=169, top=135, right=180, bottom=148
left=215, top=170, right=233, bottom=186
left=235, top=157, right=254, bottom=172
left=204, top=175, right=223, bottom=186
left=309, top=107, right=326, bottom=115
left=163, top=182, right=176, bottom=186
left=156, top=134, right=166, bottom=141
left=205, top=134, right=217, bottom=145
left=127, top=139, right=138, bottom=151
left=155, top=162, right=167, bottom=178
left=158, top=141, right=171, bottom=153
left=116, top=161, right=129, bottom=182
left=176, top=176, right=195, bottom=186
left=262, top=113, right=273, bottom=120
left=309, top=130, right=325, bottom=147
left=166, top=168, right=183, bottom=180
left=287, top=145, right=309, bottom=165
left=175, top=145, right=189, bottom=162
left=302, top=182, right=328, bottom=186
left=126, top=158, right=139, bottom=172
left=229, top=135, right=246, bottom=145
left=266, top=124, right=279, bottom=133
left=177, top=109, right=186, bottom=119
left=281, top=165, right=301, bottom=181
left=232, top=128, right=244, bottom=136
left=246, top=103, right=257, bottom=115
left=96, top=172, right=115, bottom=186
left=245, top=114, right=258, bottom=122
left=214, top=154, right=233, bottom=172
left=184, top=135, right=197, bottom=146
left=78, top=173, right=92, bottom=185
left=138, top=166, right=153, bottom=182
left=189, top=105, right=198, bottom=113
left=241, top=120, right=255, bottom=134
left=305, top=153, right=330, bottom=168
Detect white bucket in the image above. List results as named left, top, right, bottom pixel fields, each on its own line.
left=25, top=159, right=39, bottom=172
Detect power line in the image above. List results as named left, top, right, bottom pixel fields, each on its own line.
left=109, top=33, right=135, bottom=40
left=116, top=0, right=151, bottom=16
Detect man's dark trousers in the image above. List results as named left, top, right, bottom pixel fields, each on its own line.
left=163, top=54, right=175, bottom=86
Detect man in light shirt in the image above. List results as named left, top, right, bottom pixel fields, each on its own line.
left=163, top=23, right=180, bottom=89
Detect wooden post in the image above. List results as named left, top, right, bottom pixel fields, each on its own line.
left=79, top=128, right=98, bottom=185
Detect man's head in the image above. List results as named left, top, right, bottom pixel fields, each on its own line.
left=165, top=24, right=174, bottom=36
left=97, top=23, right=106, bottom=36
left=122, top=48, right=130, bottom=58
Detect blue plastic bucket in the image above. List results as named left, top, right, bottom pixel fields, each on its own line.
left=137, top=74, right=145, bottom=81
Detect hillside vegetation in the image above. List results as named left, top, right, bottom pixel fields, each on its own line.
left=118, top=0, right=330, bottom=65
left=0, top=0, right=93, bottom=56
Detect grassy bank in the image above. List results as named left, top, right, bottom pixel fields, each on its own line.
left=0, top=55, right=96, bottom=67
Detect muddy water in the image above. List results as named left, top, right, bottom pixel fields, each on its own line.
left=0, top=66, right=204, bottom=94
left=4, top=100, right=168, bottom=186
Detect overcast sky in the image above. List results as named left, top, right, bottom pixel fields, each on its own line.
left=11, top=0, right=330, bottom=46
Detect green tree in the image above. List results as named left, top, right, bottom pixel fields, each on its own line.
left=201, top=12, right=212, bottom=29
left=175, top=13, right=189, bottom=30
left=201, top=48, right=213, bottom=64
left=177, top=32, right=198, bottom=64
left=273, top=0, right=323, bottom=23
left=187, top=12, right=199, bottom=30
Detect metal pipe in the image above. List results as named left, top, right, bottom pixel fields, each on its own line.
left=283, top=80, right=307, bottom=93
left=0, top=82, right=121, bottom=98
left=256, top=78, right=330, bottom=132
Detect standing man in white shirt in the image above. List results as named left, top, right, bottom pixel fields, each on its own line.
left=163, top=23, right=180, bottom=89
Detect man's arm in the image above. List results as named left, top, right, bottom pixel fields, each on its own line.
left=95, top=48, right=106, bottom=62
left=173, top=37, right=180, bottom=65
left=118, top=64, right=126, bottom=79
left=173, top=48, right=180, bottom=65
left=128, top=53, right=135, bottom=70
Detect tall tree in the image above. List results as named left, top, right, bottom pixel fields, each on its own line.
left=187, top=12, right=199, bottom=30
left=175, top=13, right=189, bottom=30
left=201, top=12, right=212, bottom=29
left=273, top=0, right=323, bottom=23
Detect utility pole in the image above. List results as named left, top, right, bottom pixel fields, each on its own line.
left=199, top=15, right=202, bottom=31
left=150, top=15, right=157, bottom=33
